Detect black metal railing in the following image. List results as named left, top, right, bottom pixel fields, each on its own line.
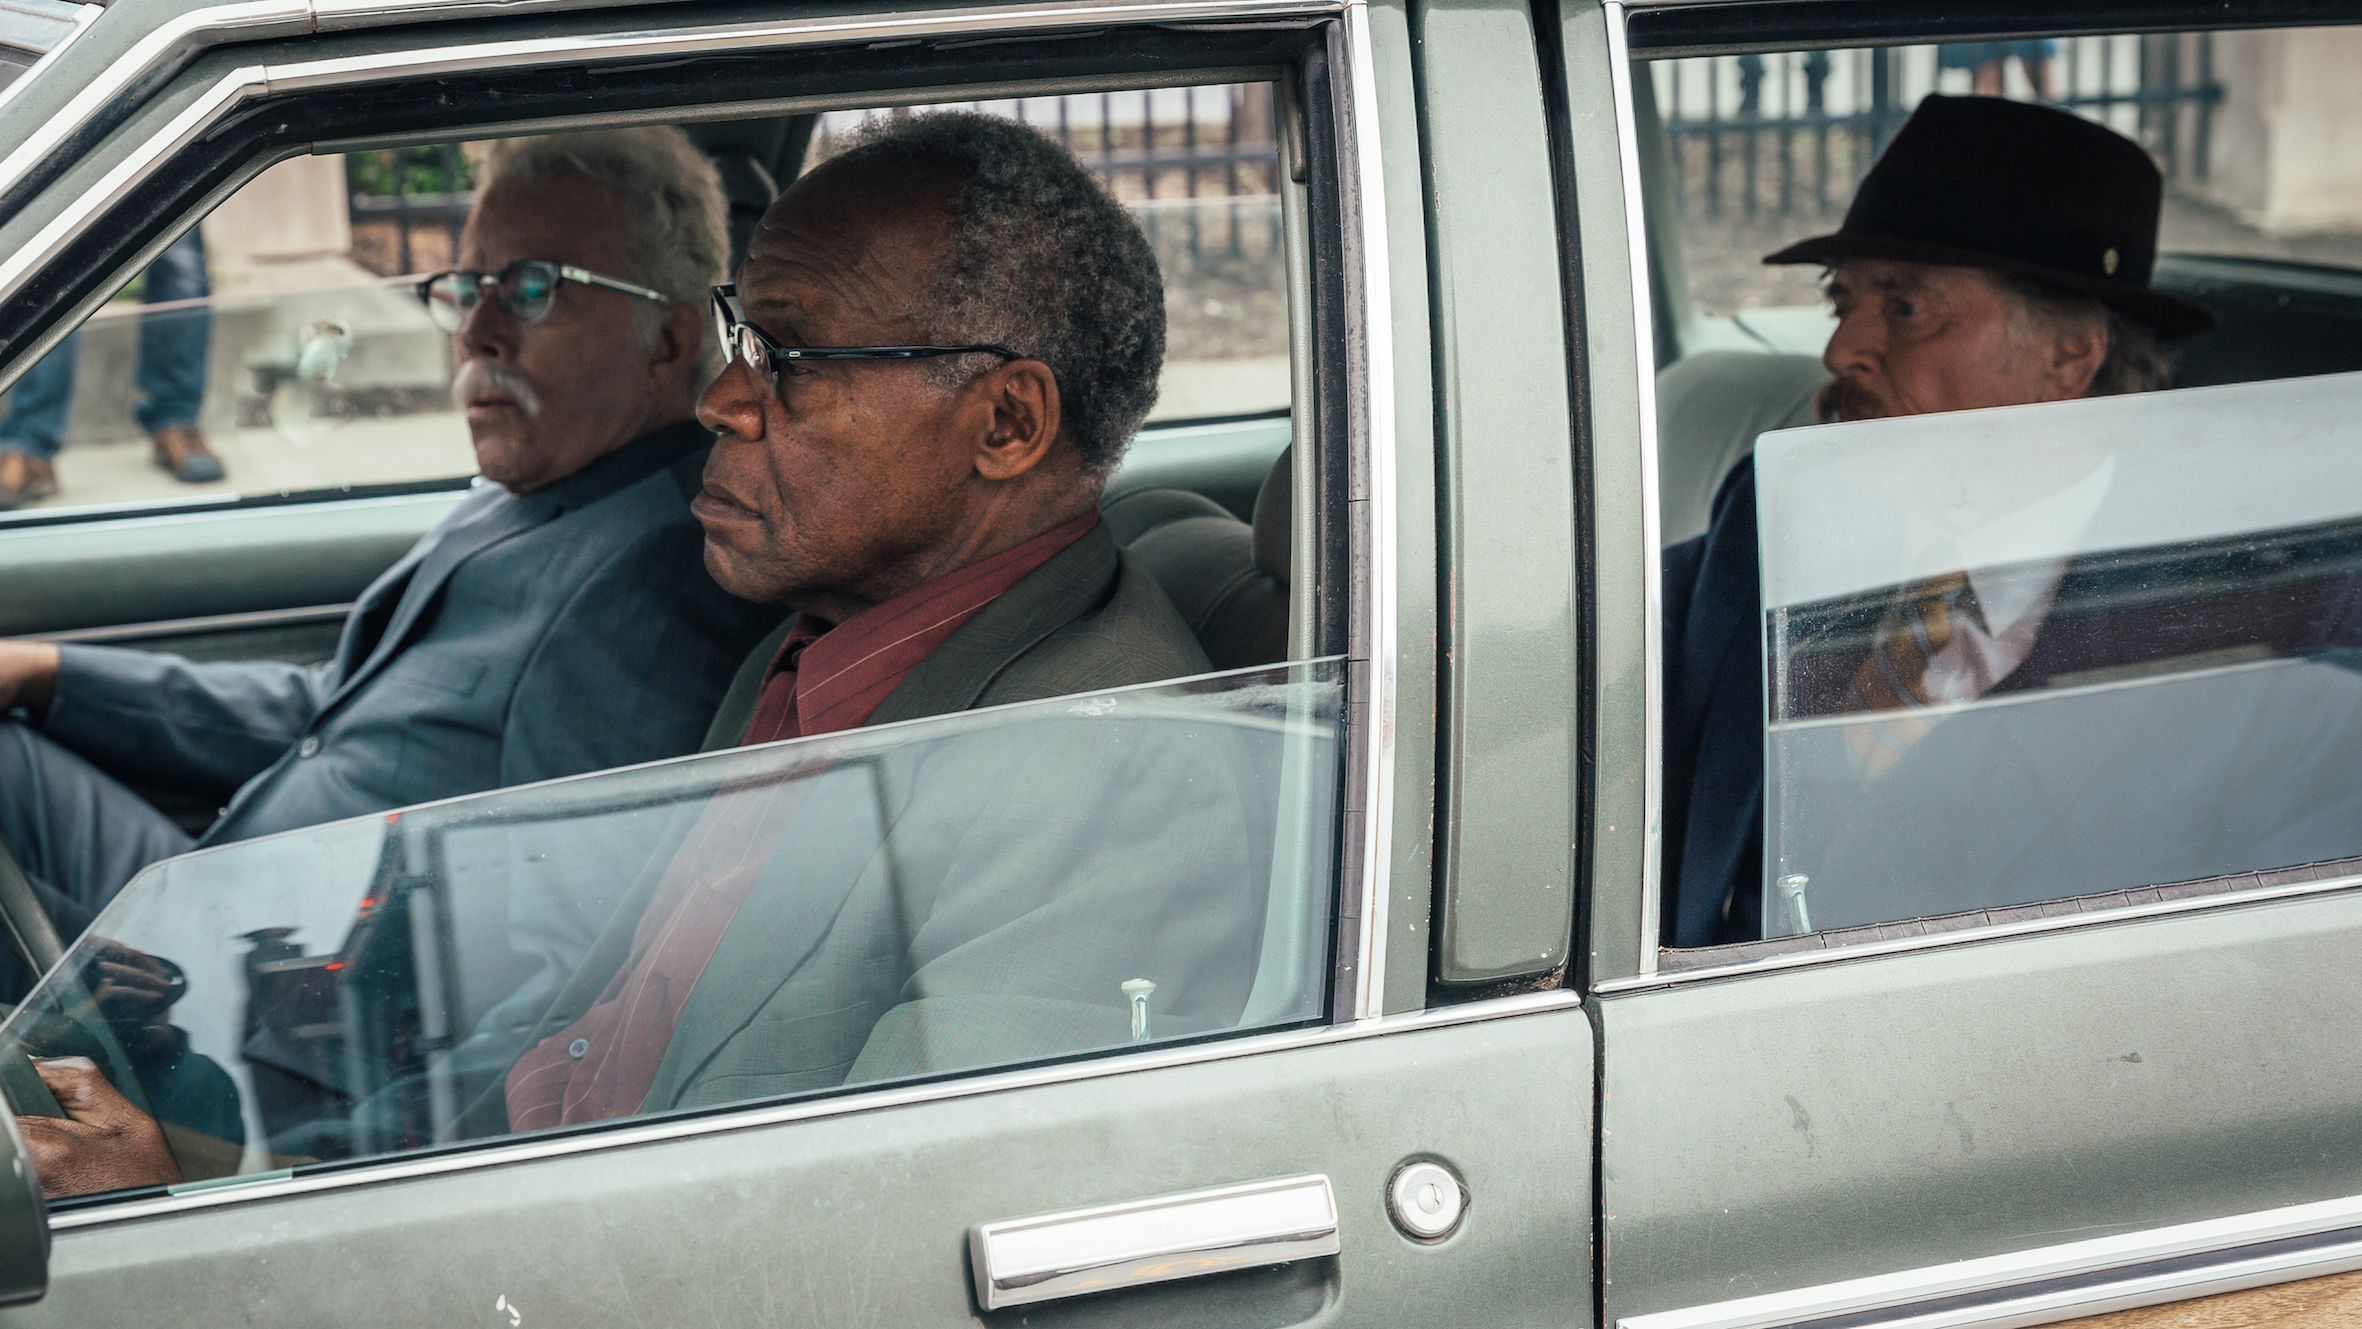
left=346, top=143, right=473, bottom=277
left=1654, top=35, right=2225, bottom=222
left=345, top=85, right=1281, bottom=276
left=809, top=84, right=1283, bottom=260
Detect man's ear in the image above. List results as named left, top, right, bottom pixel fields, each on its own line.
left=2044, top=316, right=2110, bottom=400
left=647, top=301, right=702, bottom=375
left=971, top=358, right=1065, bottom=482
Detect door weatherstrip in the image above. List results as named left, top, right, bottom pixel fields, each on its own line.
left=1337, top=0, right=1397, bottom=1023
left=47, top=990, right=1581, bottom=1232
left=1600, top=1, right=1665, bottom=976
left=1618, top=1190, right=2362, bottom=1329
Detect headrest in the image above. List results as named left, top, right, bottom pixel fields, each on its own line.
left=1251, top=445, right=1291, bottom=583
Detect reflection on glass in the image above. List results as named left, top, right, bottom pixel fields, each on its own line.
left=1757, top=373, right=2362, bottom=935
left=0, top=661, right=1342, bottom=1195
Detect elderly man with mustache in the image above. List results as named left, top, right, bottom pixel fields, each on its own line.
left=1658, top=96, right=2220, bottom=948
left=0, top=127, right=777, bottom=960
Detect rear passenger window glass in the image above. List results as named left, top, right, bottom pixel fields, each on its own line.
left=1643, top=22, right=2362, bottom=952
left=1, top=662, right=1343, bottom=1197
left=1757, top=376, right=2362, bottom=936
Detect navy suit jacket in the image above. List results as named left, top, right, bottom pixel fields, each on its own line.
left=1661, top=457, right=1766, bottom=948
left=43, top=422, right=781, bottom=848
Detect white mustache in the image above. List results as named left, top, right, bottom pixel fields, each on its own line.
left=452, top=360, right=543, bottom=419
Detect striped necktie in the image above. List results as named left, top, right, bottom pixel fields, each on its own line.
left=1842, top=571, right=1971, bottom=777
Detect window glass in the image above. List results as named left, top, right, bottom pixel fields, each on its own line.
left=1648, top=27, right=2362, bottom=349
left=1757, top=376, right=2362, bottom=936
left=0, top=82, right=1287, bottom=523
left=0, top=661, right=1342, bottom=1197
left=1645, top=24, right=2362, bottom=949
left=810, top=87, right=1290, bottom=425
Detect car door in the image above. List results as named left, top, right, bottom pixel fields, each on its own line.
left=0, top=0, right=1596, bottom=1322
left=1567, top=3, right=2362, bottom=1326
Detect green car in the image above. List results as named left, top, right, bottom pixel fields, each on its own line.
left=0, top=0, right=2359, bottom=1322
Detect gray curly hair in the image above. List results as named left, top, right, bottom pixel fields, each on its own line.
left=823, top=111, right=1166, bottom=481
left=481, top=127, right=729, bottom=375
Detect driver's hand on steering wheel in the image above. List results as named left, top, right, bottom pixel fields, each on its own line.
left=16, top=1057, right=180, bottom=1198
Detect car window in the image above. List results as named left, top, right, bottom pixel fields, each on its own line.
left=809, top=88, right=1289, bottom=425
left=1641, top=22, right=2362, bottom=956
left=1754, top=373, right=2362, bottom=940
left=0, top=661, right=1342, bottom=1199
left=1640, top=25, right=2362, bottom=546
left=0, top=83, right=1287, bottom=525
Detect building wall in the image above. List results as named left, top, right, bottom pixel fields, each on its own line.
left=2193, top=27, right=2362, bottom=234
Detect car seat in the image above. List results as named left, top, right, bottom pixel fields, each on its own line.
left=1656, top=351, right=1826, bottom=545
left=1103, top=447, right=1291, bottom=670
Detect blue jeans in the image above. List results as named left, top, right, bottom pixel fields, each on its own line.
left=0, top=229, right=212, bottom=460
left=1937, top=40, right=2059, bottom=70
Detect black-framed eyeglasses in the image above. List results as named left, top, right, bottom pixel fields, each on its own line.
left=416, top=260, right=670, bottom=333
left=710, top=284, right=1021, bottom=403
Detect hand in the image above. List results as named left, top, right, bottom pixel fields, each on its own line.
left=17, top=1057, right=181, bottom=1197
left=0, top=640, right=60, bottom=718
left=85, top=943, right=186, bottom=1054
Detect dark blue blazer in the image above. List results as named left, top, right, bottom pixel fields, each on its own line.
left=1661, top=457, right=1765, bottom=948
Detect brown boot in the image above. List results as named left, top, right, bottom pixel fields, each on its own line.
left=151, top=425, right=225, bottom=483
left=0, top=449, right=57, bottom=511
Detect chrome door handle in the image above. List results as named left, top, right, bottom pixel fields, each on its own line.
left=969, top=1173, right=1340, bottom=1311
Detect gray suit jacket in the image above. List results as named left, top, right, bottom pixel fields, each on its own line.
left=44, top=423, right=781, bottom=848
left=471, top=522, right=1237, bottom=1134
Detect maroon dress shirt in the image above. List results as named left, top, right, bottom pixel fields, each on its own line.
left=504, top=513, right=1099, bottom=1130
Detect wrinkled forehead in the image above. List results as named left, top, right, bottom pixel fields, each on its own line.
left=464, top=174, right=633, bottom=274
left=736, top=155, right=968, bottom=328
left=1822, top=257, right=1995, bottom=298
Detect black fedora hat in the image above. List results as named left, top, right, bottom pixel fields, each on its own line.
left=1765, top=94, right=2216, bottom=337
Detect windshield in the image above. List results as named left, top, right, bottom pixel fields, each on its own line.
left=0, top=661, right=1342, bottom=1194
left=1756, top=372, right=2362, bottom=935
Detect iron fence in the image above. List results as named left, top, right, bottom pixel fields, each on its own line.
left=346, top=84, right=1280, bottom=276
left=347, top=144, right=473, bottom=277
left=809, top=84, right=1282, bottom=259
left=1652, top=35, right=2225, bottom=222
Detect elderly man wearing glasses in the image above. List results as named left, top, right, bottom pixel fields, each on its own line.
left=0, top=127, right=777, bottom=959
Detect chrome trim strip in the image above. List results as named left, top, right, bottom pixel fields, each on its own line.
left=0, top=64, right=268, bottom=310
left=1592, top=869, right=2362, bottom=995
left=49, top=990, right=1580, bottom=1231
left=1602, top=2, right=1664, bottom=975
left=1618, top=1190, right=2362, bottom=1329
left=969, top=1172, right=1339, bottom=1311
left=0, top=0, right=101, bottom=115
left=0, top=0, right=1341, bottom=313
left=27, top=603, right=352, bottom=644
left=0, top=0, right=306, bottom=204
left=268, top=0, right=1335, bottom=91
left=1339, top=0, right=1397, bottom=1021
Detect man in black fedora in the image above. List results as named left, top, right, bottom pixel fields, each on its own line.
left=1659, top=95, right=2222, bottom=948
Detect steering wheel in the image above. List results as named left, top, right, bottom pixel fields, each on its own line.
left=0, top=837, right=62, bottom=981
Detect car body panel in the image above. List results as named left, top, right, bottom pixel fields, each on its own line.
left=18, top=1005, right=1591, bottom=1327
left=1417, top=0, right=1582, bottom=987
left=1599, top=888, right=2362, bottom=1323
